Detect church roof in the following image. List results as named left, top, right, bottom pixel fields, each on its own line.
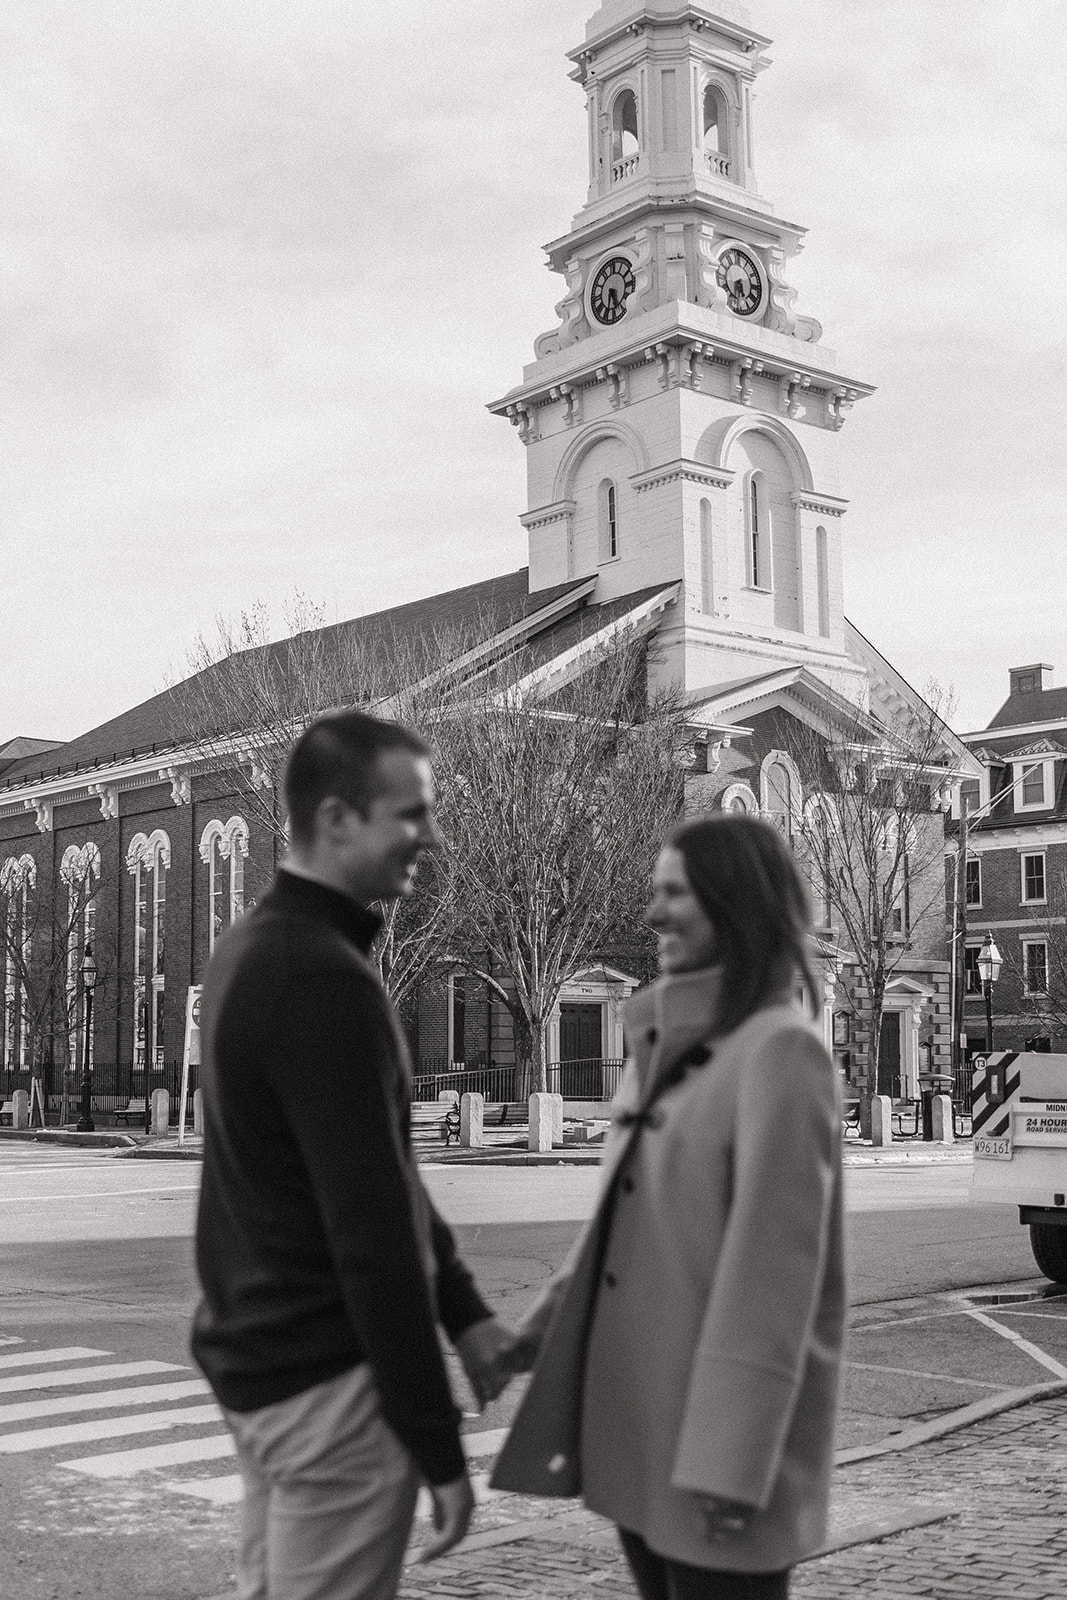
left=0, top=568, right=591, bottom=792
left=985, top=684, right=1067, bottom=733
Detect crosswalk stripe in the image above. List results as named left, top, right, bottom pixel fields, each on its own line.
left=168, top=1474, right=244, bottom=1505
left=0, top=1379, right=210, bottom=1426
left=0, top=1360, right=183, bottom=1396
left=0, top=1404, right=222, bottom=1453
left=0, top=1347, right=110, bottom=1372
left=0, top=1337, right=25, bottom=1348
left=61, top=1433, right=235, bottom=1477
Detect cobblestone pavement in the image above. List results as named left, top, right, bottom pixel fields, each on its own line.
left=399, top=1395, right=1067, bottom=1599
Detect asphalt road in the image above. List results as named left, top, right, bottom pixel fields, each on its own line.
left=0, top=1142, right=1062, bottom=1600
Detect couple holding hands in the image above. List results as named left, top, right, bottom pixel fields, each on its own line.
left=192, top=711, right=845, bottom=1600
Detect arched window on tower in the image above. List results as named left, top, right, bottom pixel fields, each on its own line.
left=746, top=472, right=772, bottom=590
left=815, top=525, right=830, bottom=637
left=598, top=478, right=619, bottom=562
left=611, top=90, right=639, bottom=182
left=702, top=85, right=730, bottom=178
left=700, top=498, right=715, bottom=614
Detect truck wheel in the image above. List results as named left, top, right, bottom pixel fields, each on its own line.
left=1029, top=1222, right=1067, bottom=1282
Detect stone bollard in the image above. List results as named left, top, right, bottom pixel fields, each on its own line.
left=150, top=1087, right=170, bottom=1135
left=549, top=1093, right=564, bottom=1148
left=460, top=1092, right=484, bottom=1148
left=11, top=1089, right=29, bottom=1130
left=192, top=1087, right=204, bottom=1136
left=931, top=1093, right=954, bottom=1144
left=869, top=1094, right=894, bottom=1146
left=528, top=1093, right=553, bottom=1154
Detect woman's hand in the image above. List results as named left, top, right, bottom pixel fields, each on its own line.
left=691, top=1493, right=756, bottom=1542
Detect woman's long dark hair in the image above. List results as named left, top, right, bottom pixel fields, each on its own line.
left=668, top=813, right=819, bottom=1037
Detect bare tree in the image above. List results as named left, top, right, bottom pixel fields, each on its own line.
left=433, top=632, right=689, bottom=1093
left=784, top=686, right=958, bottom=1121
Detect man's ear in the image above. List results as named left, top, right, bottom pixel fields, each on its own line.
left=316, top=794, right=355, bottom=840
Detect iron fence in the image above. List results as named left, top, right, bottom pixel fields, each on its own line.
left=411, top=1059, right=626, bottom=1105
left=0, top=1061, right=196, bottom=1126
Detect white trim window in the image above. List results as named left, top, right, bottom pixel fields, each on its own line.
left=0, top=854, right=36, bottom=1071
left=127, top=831, right=170, bottom=1068
left=1015, top=758, right=1054, bottom=812
left=60, top=843, right=101, bottom=1071
left=745, top=471, right=772, bottom=590
left=199, top=817, right=249, bottom=952
left=1023, top=940, right=1049, bottom=997
left=760, top=751, right=802, bottom=841
left=964, top=856, right=982, bottom=908
left=1021, top=851, right=1046, bottom=905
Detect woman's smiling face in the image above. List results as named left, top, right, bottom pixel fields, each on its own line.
left=645, top=846, right=719, bottom=974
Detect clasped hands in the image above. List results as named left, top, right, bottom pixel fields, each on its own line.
left=454, top=1315, right=538, bottom=1410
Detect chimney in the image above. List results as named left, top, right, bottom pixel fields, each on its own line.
left=1009, top=663, right=1054, bottom=696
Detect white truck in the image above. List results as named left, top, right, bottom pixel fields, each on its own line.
left=970, top=1050, right=1067, bottom=1282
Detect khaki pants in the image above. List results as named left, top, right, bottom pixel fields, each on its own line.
left=223, top=1364, right=420, bottom=1600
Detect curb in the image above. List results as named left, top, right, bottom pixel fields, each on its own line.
left=0, top=1127, right=138, bottom=1150
left=835, top=1378, right=1067, bottom=1464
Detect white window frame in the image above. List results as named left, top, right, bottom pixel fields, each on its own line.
left=744, top=471, right=772, bottom=591
left=127, top=830, right=171, bottom=1068
left=759, top=750, right=802, bottom=841
left=964, top=856, right=982, bottom=909
left=0, top=855, right=36, bottom=1071
left=199, top=817, right=250, bottom=953
left=1014, top=758, right=1054, bottom=813
left=1023, top=939, right=1049, bottom=997
left=60, top=843, right=101, bottom=1072
left=1021, top=850, right=1047, bottom=905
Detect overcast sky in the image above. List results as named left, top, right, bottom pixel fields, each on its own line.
left=2, top=0, right=1064, bottom=744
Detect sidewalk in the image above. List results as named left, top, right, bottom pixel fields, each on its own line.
left=399, top=1391, right=1067, bottom=1599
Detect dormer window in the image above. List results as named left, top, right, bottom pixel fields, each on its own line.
left=1014, top=757, right=1054, bottom=812
left=702, top=85, right=730, bottom=178
left=611, top=90, right=639, bottom=182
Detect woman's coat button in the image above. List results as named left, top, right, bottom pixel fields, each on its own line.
left=646, top=1027, right=658, bottom=1043
left=548, top=1453, right=568, bottom=1474
left=622, top=1176, right=635, bottom=1193
left=604, top=1271, right=618, bottom=1288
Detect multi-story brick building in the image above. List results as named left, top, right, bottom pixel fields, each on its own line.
left=956, top=664, right=1067, bottom=1057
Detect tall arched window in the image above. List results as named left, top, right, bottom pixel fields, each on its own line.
left=199, top=817, right=250, bottom=952
left=761, top=752, right=802, bottom=841
left=611, top=89, right=639, bottom=180
left=61, top=843, right=101, bottom=1071
left=815, top=525, right=830, bottom=637
left=127, top=831, right=170, bottom=1068
left=0, top=855, right=36, bottom=1071
left=746, top=471, right=771, bottom=589
left=702, top=84, right=730, bottom=177
left=598, top=478, right=619, bottom=562
left=700, top=498, right=715, bottom=614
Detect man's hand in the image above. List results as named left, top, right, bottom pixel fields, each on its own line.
left=417, top=1472, right=475, bottom=1562
left=454, top=1317, right=516, bottom=1410
left=692, top=1492, right=756, bottom=1543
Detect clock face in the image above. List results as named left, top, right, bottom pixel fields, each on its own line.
left=589, top=255, right=635, bottom=326
left=716, top=246, right=764, bottom=317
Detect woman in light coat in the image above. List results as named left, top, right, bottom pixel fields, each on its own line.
left=493, top=815, right=845, bottom=1599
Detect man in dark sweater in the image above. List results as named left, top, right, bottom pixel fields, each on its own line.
left=192, top=711, right=512, bottom=1600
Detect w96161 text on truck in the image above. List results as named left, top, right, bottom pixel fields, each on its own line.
left=971, top=1051, right=1067, bottom=1282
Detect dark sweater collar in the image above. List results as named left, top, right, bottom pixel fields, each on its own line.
left=270, top=868, right=382, bottom=955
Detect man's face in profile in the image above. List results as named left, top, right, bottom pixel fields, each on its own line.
left=339, top=749, right=439, bottom=904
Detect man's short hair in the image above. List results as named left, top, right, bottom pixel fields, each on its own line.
left=283, top=711, right=430, bottom=847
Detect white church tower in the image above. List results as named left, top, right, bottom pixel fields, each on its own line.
left=490, top=0, right=874, bottom=705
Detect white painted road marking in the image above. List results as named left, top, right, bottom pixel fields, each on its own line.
left=0, top=1184, right=199, bottom=1204
left=963, top=1307, right=1067, bottom=1381
left=0, top=1360, right=183, bottom=1395
left=0, top=1404, right=222, bottom=1453
left=0, top=1347, right=109, bottom=1371
left=62, top=1434, right=236, bottom=1477
left=0, top=1379, right=210, bottom=1425
left=168, top=1474, right=243, bottom=1505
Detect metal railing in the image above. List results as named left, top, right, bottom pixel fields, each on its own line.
left=0, top=1061, right=195, bottom=1125
left=411, top=1059, right=626, bottom=1105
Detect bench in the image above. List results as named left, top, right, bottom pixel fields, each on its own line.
left=0, top=1100, right=13, bottom=1126
left=841, top=1101, right=861, bottom=1139
left=409, top=1102, right=460, bottom=1142
left=114, top=1098, right=147, bottom=1125
left=891, top=1099, right=921, bottom=1138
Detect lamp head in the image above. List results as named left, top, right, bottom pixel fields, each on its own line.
left=977, top=934, right=1002, bottom=985
left=81, top=944, right=98, bottom=991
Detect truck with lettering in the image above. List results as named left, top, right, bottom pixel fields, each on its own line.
left=971, top=1051, right=1067, bottom=1281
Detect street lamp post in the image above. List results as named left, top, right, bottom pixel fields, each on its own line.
left=977, top=933, right=1002, bottom=1056
left=76, top=944, right=98, bottom=1133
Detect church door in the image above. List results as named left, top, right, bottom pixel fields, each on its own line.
left=878, top=1011, right=903, bottom=1099
left=559, top=1003, right=604, bottom=1098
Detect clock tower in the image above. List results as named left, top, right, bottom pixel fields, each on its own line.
left=490, top=0, right=875, bottom=704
